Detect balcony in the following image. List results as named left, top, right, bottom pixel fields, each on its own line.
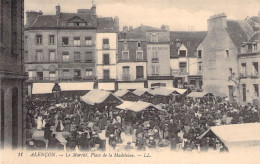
left=102, top=44, right=110, bottom=50
left=152, top=58, right=159, bottom=63
left=239, top=72, right=247, bottom=78
left=251, top=72, right=259, bottom=78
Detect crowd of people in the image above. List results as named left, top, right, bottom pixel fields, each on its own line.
left=25, top=92, right=260, bottom=152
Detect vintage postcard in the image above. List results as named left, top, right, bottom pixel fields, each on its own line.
left=0, top=0, right=260, bottom=163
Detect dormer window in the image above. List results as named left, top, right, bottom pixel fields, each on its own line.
left=253, top=44, right=258, bottom=51
left=151, top=33, right=158, bottom=42
left=67, top=22, right=86, bottom=27
left=137, top=42, right=141, bottom=48
left=179, top=50, right=186, bottom=57
left=198, top=50, right=202, bottom=58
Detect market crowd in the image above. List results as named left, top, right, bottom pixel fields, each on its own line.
left=25, top=93, right=260, bottom=152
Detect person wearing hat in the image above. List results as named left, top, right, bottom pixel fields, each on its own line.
left=147, top=136, right=156, bottom=148
left=125, top=141, right=134, bottom=151
left=109, top=134, right=117, bottom=149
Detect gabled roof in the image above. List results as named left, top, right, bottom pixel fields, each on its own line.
left=170, top=31, right=207, bottom=58
left=118, top=32, right=146, bottom=40
left=225, top=20, right=254, bottom=48
left=248, top=31, right=260, bottom=42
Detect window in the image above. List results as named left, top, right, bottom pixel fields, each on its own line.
left=241, top=63, right=247, bottom=76
left=226, top=50, right=229, bottom=58
left=152, top=51, right=158, bottom=63
left=152, top=65, right=160, bottom=75
left=49, top=51, right=56, bottom=61
left=74, top=52, right=81, bottom=62
left=136, top=51, right=143, bottom=60
left=136, top=66, right=144, bottom=79
left=103, top=54, right=110, bottom=65
left=85, top=37, right=92, bottom=46
left=137, top=42, right=141, bottom=48
left=63, top=69, right=70, bottom=77
left=74, top=37, right=80, bottom=46
left=85, top=52, right=92, bottom=62
left=24, top=51, right=28, bottom=61
left=86, top=69, right=93, bottom=77
left=79, top=22, right=86, bottom=27
left=179, top=50, right=186, bottom=57
left=62, top=52, right=69, bottom=62
left=252, top=62, right=258, bottom=75
left=198, top=50, right=202, bottom=58
left=122, top=51, right=129, bottom=60
left=49, top=35, right=55, bottom=44
left=36, top=34, right=42, bottom=45
left=103, top=69, right=110, bottom=79
left=68, top=22, right=74, bottom=27
left=248, top=44, right=253, bottom=52
left=49, top=71, right=56, bottom=81
left=254, top=84, right=259, bottom=97
left=103, top=39, right=110, bottom=49
left=198, top=62, right=202, bottom=72
left=36, top=50, right=43, bottom=62
left=253, top=44, right=258, bottom=51
left=179, top=62, right=187, bottom=73
left=123, top=42, right=128, bottom=50
left=74, top=69, right=81, bottom=78
left=122, top=66, right=130, bottom=80
left=62, top=37, right=69, bottom=46
left=242, top=84, right=246, bottom=102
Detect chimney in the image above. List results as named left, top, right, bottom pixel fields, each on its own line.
left=164, top=25, right=169, bottom=31
left=123, top=26, right=128, bottom=32
left=161, top=24, right=165, bottom=30
left=26, top=10, right=43, bottom=25
left=91, top=2, right=96, bottom=16
left=129, top=26, right=133, bottom=31
left=114, top=17, right=119, bottom=32
left=207, top=13, right=227, bottom=32
left=56, top=5, right=61, bottom=18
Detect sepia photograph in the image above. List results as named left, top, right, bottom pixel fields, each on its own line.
left=0, top=0, right=260, bottom=163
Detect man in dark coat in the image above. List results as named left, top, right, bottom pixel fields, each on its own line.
left=48, top=134, right=60, bottom=149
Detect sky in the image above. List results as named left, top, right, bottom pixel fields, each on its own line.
left=24, top=0, right=260, bottom=31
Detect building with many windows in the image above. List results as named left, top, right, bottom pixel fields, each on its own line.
left=117, top=30, right=147, bottom=90
left=24, top=3, right=119, bottom=93
left=0, top=0, right=26, bottom=149
left=170, top=31, right=206, bottom=89
left=238, top=13, right=260, bottom=104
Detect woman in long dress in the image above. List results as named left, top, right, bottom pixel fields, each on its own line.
left=36, top=116, right=43, bottom=130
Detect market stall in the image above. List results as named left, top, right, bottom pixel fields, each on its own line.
left=114, top=89, right=139, bottom=101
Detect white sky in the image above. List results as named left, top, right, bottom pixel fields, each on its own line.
left=24, top=0, right=260, bottom=31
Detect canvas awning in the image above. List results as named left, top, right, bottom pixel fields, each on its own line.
left=186, top=92, right=213, bottom=98
left=118, top=82, right=144, bottom=89
left=132, top=88, right=152, bottom=96
left=80, top=89, right=122, bottom=105
left=59, top=82, right=94, bottom=91
left=98, top=82, right=115, bottom=91
left=114, top=89, right=129, bottom=97
left=198, top=123, right=260, bottom=151
left=116, top=100, right=163, bottom=112
left=149, top=87, right=176, bottom=96
left=171, top=88, right=187, bottom=94
left=32, top=83, right=55, bottom=94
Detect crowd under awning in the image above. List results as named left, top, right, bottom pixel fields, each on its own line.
left=198, top=123, right=260, bottom=151
left=80, top=89, right=122, bottom=105
left=186, top=92, right=213, bottom=98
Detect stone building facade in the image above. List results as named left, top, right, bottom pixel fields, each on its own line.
left=0, top=0, right=27, bottom=149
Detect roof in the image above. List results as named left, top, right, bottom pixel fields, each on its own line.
left=132, top=88, right=152, bottom=96
left=26, top=12, right=97, bottom=29
left=225, top=20, right=254, bottom=48
left=80, top=89, right=122, bottom=105
left=118, top=32, right=146, bottom=40
left=199, top=123, right=260, bottom=150
left=116, top=100, right=162, bottom=112
left=114, top=89, right=129, bottom=97
left=149, top=87, right=176, bottom=96
left=170, top=31, right=207, bottom=58
left=97, top=17, right=118, bottom=32
left=248, top=31, right=260, bottom=42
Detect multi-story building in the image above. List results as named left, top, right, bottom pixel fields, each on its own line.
left=146, top=28, right=174, bottom=88
left=117, top=29, right=147, bottom=90
left=95, top=17, right=119, bottom=91
left=0, top=0, right=26, bottom=149
left=25, top=4, right=119, bottom=92
left=238, top=13, right=260, bottom=104
left=170, top=31, right=207, bottom=89
left=201, top=13, right=254, bottom=101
